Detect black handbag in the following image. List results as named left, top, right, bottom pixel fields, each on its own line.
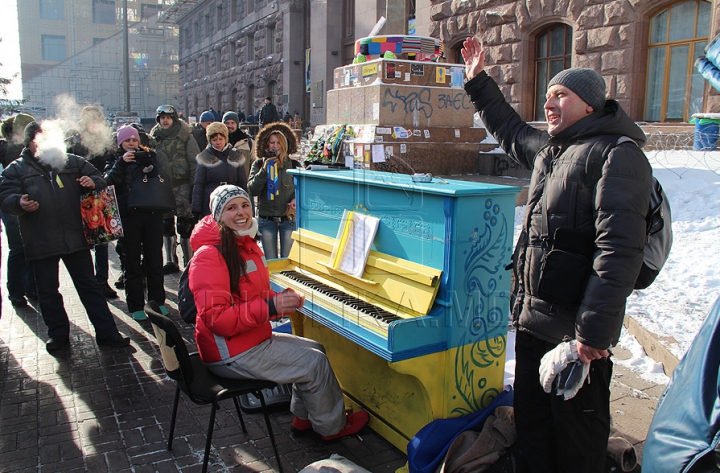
left=127, top=174, right=176, bottom=212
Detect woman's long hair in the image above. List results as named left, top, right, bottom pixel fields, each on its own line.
left=219, top=223, right=247, bottom=292
left=265, top=130, right=288, bottom=167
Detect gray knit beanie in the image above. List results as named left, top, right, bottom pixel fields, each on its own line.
left=548, top=68, right=607, bottom=111
left=209, top=185, right=251, bottom=222
left=222, top=111, right=240, bottom=125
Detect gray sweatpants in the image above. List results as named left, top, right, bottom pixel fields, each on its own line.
left=207, top=332, right=346, bottom=436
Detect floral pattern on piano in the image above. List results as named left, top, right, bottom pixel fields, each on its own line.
left=453, top=197, right=511, bottom=416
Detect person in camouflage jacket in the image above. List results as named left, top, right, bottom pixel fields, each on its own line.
left=148, top=104, right=200, bottom=272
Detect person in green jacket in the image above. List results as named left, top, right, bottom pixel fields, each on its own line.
left=247, top=121, right=299, bottom=259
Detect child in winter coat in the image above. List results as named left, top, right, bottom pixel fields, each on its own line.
left=104, top=125, right=171, bottom=321
left=192, top=122, right=248, bottom=221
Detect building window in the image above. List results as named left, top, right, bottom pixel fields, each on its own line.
left=204, top=14, right=210, bottom=40
left=141, top=4, right=162, bottom=19
left=534, top=24, right=572, bottom=121
left=92, top=0, right=115, bottom=25
left=231, top=88, right=238, bottom=112
left=40, top=0, right=64, bottom=20
left=217, top=92, right=223, bottom=111
left=195, top=21, right=201, bottom=44
left=267, top=80, right=277, bottom=104
left=231, top=0, right=237, bottom=23
left=204, top=55, right=209, bottom=76
left=266, top=25, right=276, bottom=55
left=645, top=0, right=711, bottom=122
left=247, top=34, right=254, bottom=62
left=41, top=34, right=66, bottom=61
left=248, top=0, right=255, bottom=14
left=247, top=84, right=255, bottom=117
left=216, top=49, right=222, bottom=73
left=216, top=4, right=223, bottom=31
left=230, top=41, right=236, bottom=67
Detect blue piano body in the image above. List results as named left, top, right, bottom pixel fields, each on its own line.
left=269, top=169, right=520, bottom=451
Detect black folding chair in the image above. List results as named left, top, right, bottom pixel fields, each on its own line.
left=144, top=301, right=283, bottom=473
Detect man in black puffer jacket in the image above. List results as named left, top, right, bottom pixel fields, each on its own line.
left=0, top=122, right=130, bottom=352
left=462, top=38, right=653, bottom=473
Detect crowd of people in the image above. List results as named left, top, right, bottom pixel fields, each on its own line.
left=0, top=45, right=662, bottom=466
left=0, top=100, right=368, bottom=441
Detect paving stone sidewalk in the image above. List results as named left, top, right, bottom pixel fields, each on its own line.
left=0, top=241, right=407, bottom=472
left=0, top=233, right=667, bottom=472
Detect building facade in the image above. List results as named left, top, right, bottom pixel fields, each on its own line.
left=21, top=15, right=180, bottom=119
left=18, top=0, right=172, bottom=81
left=420, top=0, right=720, bottom=123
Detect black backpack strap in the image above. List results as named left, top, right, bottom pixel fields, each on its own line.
left=584, top=134, right=638, bottom=185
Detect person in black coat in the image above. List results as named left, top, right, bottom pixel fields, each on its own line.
left=0, top=121, right=130, bottom=351
left=105, top=125, right=172, bottom=321
left=461, top=37, right=653, bottom=473
left=65, top=106, right=118, bottom=299
left=192, top=122, right=248, bottom=220
left=259, top=97, right=279, bottom=128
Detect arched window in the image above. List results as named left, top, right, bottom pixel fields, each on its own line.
left=231, top=88, right=238, bottom=112
left=205, top=94, right=211, bottom=110
left=247, top=84, right=255, bottom=117
left=534, top=24, right=572, bottom=121
left=645, top=0, right=711, bottom=122
left=217, top=92, right=223, bottom=112
left=267, top=80, right=277, bottom=105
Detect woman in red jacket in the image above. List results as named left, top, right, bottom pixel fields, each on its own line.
left=188, top=185, right=368, bottom=439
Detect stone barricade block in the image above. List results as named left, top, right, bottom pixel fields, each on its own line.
left=327, top=84, right=475, bottom=128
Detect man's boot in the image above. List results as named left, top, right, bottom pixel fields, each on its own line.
left=163, top=235, right=179, bottom=273
left=179, top=237, right=193, bottom=268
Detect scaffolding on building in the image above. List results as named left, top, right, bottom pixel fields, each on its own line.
left=157, top=0, right=202, bottom=25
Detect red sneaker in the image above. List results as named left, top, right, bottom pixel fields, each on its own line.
left=321, top=410, right=369, bottom=441
left=291, top=416, right=312, bottom=433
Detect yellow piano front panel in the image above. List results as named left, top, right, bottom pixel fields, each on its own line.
left=293, top=314, right=507, bottom=453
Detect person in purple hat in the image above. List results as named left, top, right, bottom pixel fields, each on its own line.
left=105, top=125, right=172, bottom=321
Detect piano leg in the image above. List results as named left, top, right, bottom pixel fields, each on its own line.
left=291, top=313, right=507, bottom=453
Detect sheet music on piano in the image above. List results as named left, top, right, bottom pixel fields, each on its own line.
left=329, top=210, right=380, bottom=278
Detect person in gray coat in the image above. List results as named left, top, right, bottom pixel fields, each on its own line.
left=0, top=122, right=130, bottom=351
left=462, top=37, right=653, bottom=473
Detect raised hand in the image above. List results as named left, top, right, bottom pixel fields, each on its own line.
left=461, top=36, right=487, bottom=81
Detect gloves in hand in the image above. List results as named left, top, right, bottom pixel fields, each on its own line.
left=539, top=340, right=590, bottom=400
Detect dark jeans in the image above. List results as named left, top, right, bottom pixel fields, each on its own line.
left=93, top=243, right=109, bottom=285
left=1, top=211, right=36, bottom=299
left=32, top=250, right=119, bottom=340
left=514, top=330, right=612, bottom=473
left=123, top=210, right=165, bottom=312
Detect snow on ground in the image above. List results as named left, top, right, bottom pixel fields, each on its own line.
left=505, top=149, right=720, bottom=384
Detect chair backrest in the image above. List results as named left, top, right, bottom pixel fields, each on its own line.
left=145, top=301, right=195, bottom=387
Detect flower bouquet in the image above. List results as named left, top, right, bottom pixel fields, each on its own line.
left=80, top=185, right=123, bottom=246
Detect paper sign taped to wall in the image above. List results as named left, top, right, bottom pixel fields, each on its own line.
left=372, top=144, right=385, bottom=163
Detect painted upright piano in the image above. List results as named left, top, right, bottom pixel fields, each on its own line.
left=268, top=169, right=520, bottom=452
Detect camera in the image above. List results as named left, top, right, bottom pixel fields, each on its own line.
left=133, top=150, right=152, bottom=167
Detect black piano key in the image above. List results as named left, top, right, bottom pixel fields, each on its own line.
left=280, top=271, right=402, bottom=323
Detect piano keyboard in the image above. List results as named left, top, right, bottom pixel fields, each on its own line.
left=273, top=270, right=403, bottom=336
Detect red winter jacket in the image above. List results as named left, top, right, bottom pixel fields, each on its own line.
left=189, top=216, right=276, bottom=365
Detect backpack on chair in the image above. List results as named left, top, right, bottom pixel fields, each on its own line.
left=586, top=135, right=673, bottom=290
left=177, top=244, right=222, bottom=324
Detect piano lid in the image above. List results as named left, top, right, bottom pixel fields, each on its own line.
left=285, top=228, right=442, bottom=317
